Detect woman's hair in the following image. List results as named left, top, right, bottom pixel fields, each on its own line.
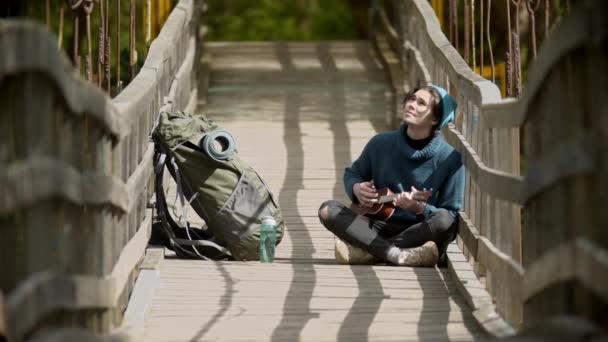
left=402, top=86, right=444, bottom=131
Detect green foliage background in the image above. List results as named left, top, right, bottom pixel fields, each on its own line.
left=16, top=1, right=157, bottom=91
left=204, top=0, right=359, bottom=41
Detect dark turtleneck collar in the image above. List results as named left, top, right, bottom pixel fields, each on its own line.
left=405, top=130, right=433, bottom=150
left=397, top=124, right=443, bottom=161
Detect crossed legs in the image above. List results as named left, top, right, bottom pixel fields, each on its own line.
left=318, top=200, right=457, bottom=265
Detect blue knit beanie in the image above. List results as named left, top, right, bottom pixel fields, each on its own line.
left=429, top=85, right=457, bottom=130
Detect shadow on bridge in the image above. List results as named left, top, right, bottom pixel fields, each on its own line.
left=187, top=263, right=236, bottom=342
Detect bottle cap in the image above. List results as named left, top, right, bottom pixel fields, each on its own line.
left=261, top=216, right=276, bottom=225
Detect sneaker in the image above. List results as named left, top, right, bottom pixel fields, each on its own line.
left=397, top=241, right=439, bottom=267
left=334, top=238, right=376, bottom=265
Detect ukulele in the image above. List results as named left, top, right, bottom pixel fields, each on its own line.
left=350, top=187, right=399, bottom=221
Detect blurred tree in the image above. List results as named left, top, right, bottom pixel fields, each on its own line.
left=204, top=0, right=361, bottom=41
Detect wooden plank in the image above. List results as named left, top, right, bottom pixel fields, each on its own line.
left=457, top=212, right=479, bottom=261
left=125, top=143, right=155, bottom=212
left=478, top=115, right=493, bottom=297
left=140, top=247, right=166, bottom=271
left=462, top=100, right=475, bottom=237
left=111, top=212, right=153, bottom=304
left=121, top=268, right=161, bottom=333
left=509, top=127, right=522, bottom=264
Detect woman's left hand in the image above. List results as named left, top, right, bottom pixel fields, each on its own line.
left=410, top=186, right=432, bottom=201
left=394, top=186, right=432, bottom=213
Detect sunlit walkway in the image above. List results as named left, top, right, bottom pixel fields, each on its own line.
left=140, top=42, right=484, bottom=341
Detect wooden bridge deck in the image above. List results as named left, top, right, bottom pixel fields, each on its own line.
left=139, top=42, right=485, bottom=341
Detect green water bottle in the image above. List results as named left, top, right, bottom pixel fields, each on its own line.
left=259, top=216, right=277, bottom=263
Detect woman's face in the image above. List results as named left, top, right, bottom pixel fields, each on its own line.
left=402, top=89, right=438, bottom=130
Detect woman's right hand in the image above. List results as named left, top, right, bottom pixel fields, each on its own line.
left=353, top=181, right=378, bottom=207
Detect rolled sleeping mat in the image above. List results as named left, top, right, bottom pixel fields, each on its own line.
left=200, top=130, right=237, bottom=162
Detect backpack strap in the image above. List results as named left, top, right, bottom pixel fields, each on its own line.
left=153, top=146, right=232, bottom=260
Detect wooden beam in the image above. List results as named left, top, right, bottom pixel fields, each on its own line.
left=0, top=157, right=129, bottom=216
left=0, top=22, right=126, bottom=141
left=479, top=99, right=519, bottom=129
left=523, top=238, right=608, bottom=303
left=7, top=273, right=114, bottom=341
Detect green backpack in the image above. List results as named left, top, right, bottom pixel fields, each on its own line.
left=151, top=111, right=285, bottom=261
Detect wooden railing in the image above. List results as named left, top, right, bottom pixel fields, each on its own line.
left=0, top=0, right=201, bottom=340
left=372, top=0, right=608, bottom=336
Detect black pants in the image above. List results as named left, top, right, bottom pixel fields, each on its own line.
left=318, top=200, right=458, bottom=261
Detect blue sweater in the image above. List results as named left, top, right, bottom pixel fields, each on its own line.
left=344, top=124, right=465, bottom=226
